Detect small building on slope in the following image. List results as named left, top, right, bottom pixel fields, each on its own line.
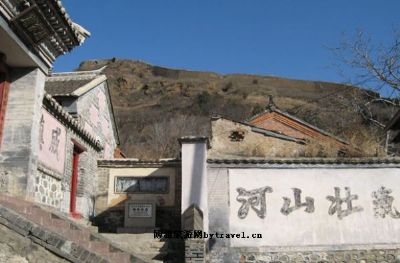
left=209, top=96, right=351, bottom=159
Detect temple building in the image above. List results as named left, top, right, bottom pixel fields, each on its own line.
left=35, top=67, right=120, bottom=218
left=0, top=2, right=150, bottom=262
left=0, top=0, right=89, bottom=202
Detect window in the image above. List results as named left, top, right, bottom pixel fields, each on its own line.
left=115, top=176, right=169, bottom=194
left=229, top=130, right=245, bottom=142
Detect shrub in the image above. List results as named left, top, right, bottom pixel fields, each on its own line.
left=251, top=104, right=264, bottom=116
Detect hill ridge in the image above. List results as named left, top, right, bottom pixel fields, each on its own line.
left=77, top=58, right=388, bottom=158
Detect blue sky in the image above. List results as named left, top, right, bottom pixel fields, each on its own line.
left=54, top=1, right=400, bottom=84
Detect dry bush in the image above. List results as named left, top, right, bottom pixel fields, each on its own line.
left=128, top=114, right=210, bottom=159
left=345, top=128, right=386, bottom=157
left=298, top=140, right=340, bottom=158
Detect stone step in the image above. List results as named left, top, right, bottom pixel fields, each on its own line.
left=99, top=232, right=186, bottom=262
left=88, top=240, right=110, bottom=255
left=108, top=252, right=133, bottom=263
left=136, top=251, right=168, bottom=261
left=0, top=194, right=151, bottom=263
left=150, top=241, right=167, bottom=250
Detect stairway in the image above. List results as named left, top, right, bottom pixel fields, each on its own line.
left=0, top=194, right=151, bottom=263
left=100, top=233, right=183, bottom=263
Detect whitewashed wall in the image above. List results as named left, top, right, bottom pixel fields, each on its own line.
left=227, top=168, right=400, bottom=248
left=181, top=138, right=208, bottom=232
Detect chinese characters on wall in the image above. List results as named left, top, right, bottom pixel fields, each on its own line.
left=38, top=109, right=67, bottom=174
left=236, top=185, right=399, bottom=220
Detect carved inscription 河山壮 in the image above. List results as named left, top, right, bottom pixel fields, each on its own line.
left=236, top=186, right=273, bottom=219
left=372, top=186, right=400, bottom=218
left=235, top=184, right=400, bottom=220
left=326, top=187, right=363, bottom=219
left=281, top=188, right=314, bottom=215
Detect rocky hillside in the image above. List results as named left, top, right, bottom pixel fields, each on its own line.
left=77, top=59, right=392, bottom=158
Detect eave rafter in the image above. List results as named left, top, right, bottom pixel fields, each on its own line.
left=3, top=0, right=88, bottom=66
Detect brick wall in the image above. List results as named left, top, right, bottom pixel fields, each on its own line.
left=76, top=81, right=118, bottom=159
left=59, top=129, right=99, bottom=218
left=33, top=107, right=100, bottom=218
left=0, top=67, right=101, bottom=218
left=0, top=68, right=45, bottom=199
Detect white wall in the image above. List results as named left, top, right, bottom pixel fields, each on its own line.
left=228, top=168, right=400, bottom=248
left=181, top=139, right=208, bottom=232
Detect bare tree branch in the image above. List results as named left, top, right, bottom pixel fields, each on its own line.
left=329, top=28, right=400, bottom=128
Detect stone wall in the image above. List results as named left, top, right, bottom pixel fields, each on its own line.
left=183, top=205, right=205, bottom=263
left=0, top=222, right=68, bottom=263
left=34, top=168, right=62, bottom=209
left=223, top=248, right=400, bottom=263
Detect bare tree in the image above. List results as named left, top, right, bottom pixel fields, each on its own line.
left=330, top=29, right=400, bottom=127
left=142, top=115, right=210, bottom=158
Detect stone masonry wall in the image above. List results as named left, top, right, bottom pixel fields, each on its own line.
left=235, top=249, right=400, bottom=263
left=0, top=222, right=68, bottom=263
left=183, top=205, right=205, bottom=263
left=34, top=169, right=62, bottom=209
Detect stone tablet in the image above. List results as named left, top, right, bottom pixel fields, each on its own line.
left=128, top=203, right=152, bottom=218
left=124, top=199, right=156, bottom=228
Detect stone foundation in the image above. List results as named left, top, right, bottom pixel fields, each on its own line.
left=223, top=249, right=400, bottom=263
left=34, top=170, right=62, bottom=208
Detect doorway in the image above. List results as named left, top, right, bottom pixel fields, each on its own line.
left=70, top=143, right=85, bottom=218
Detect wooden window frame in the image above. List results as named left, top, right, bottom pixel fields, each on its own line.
left=114, top=176, right=170, bottom=194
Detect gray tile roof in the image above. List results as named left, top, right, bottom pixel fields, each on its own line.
left=208, top=157, right=400, bottom=165
left=45, top=79, right=94, bottom=96
left=45, top=66, right=107, bottom=96
left=211, top=116, right=306, bottom=144
left=43, top=92, right=102, bottom=150
left=97, top=158, right=181, bottom=167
